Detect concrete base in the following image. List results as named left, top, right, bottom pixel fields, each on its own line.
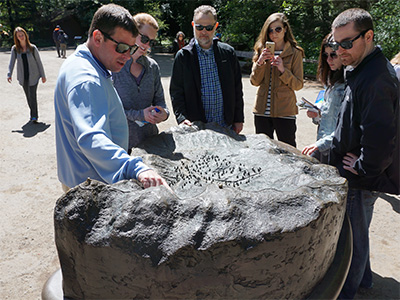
left=41, top=268, right=63, bottom=300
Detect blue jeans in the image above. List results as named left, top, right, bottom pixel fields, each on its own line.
left=338, top=189, right=378, bottom=299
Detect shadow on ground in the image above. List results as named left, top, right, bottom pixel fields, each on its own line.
left=380, top=193, right=400, bottom=214
left=354, top=272, right=400, bottom=299
left=12, top=121, right=51, bottom=138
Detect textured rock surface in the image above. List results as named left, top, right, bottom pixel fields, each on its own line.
left=54, top=123, right=347, bottom=299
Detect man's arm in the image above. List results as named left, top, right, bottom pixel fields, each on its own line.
left=170, top=52, right=188, bottom=124
left=232, top=50, right=245, bottom=125
left=67, top=81, right=165, bottom=188
left=352, top=80, right=398, bottom=177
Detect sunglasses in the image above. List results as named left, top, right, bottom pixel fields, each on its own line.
left=139, top=33, right=156, bottom=47
left=99, top=29, right=139, bottom=55
left=330, top=29, right=370, bottom=51
left=322, top=52, right=338, bottom=59
left=194, top=23, right=215, bottom=31
left=268, top=26, right=283, bottom=34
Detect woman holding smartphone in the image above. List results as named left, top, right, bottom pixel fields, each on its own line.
left=250, top=13, right=304, bottom=147
left=302, top=33, right=345, bottom=163
left=113, top=13, right=169, bottom=153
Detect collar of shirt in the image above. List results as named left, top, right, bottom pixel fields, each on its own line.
left=195, top=39, right=214, bottom=55
left=92, top=54, right=112, bottom=78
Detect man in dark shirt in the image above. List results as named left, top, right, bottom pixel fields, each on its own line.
left=53, top=25, right=61, bottom=57
left=329, top=8, right=399, bottom=299
left=170, top=5, right=244, bottom=134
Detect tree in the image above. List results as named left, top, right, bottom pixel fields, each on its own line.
left=0, top=0, right=397, bottom=62
left=370, top=0, right=400, bottom=60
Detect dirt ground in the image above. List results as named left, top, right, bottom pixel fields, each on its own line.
left=0, top=48, right=399, bottom=299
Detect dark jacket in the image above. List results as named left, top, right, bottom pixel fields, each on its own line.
left=170, top=38, right=244, bottom=126
left=53, top=30, right=60, bottom=43
left=58, top=31, right=68, bottom=44
left=329, top=47, right=400, bottom=194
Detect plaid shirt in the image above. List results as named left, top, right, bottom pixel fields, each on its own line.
left=195, top=41, right=226, bottom=127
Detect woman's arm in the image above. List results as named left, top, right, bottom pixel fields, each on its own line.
left=7, top=46, right=17, bottom=82
left=279, top=47, right=304, bottom=91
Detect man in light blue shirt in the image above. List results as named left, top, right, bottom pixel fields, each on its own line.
left=54, top=4, right=167, bottom=190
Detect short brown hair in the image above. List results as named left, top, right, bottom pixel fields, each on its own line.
left=332, top=8, right=374, bottom=33
left=88, top=4, right=138, bottom=37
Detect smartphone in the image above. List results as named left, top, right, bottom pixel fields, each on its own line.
left=265, top=41, right=275, bottom=54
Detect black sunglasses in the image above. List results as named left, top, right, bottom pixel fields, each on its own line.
left=194, top=23, right=215, bottom=31
left=139, top=33, right=156, bottom=47
left=98, top=29, right=139, bottom=55
left=330, top=29, right=370, bottom=51
left=268, top=26, right=283, bottom=34
left=322, top=52, right=338, bottom=59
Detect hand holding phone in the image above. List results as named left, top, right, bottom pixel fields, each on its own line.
left=265, top=41, right=275, bottom=55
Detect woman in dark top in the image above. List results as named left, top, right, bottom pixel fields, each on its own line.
left=7, top=27, right=46, bottom=123
left=172, top=31, right=186, bottom=57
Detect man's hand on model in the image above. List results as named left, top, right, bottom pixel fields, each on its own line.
left=138, top=169, right=169, bottom=189
left=182, top=119, right=193, bottom=126
left=232, top=122, right=243, bottom=134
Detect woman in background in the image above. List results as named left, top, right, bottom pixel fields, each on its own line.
left=250, top=12, right=304, bottom=147
left=172, top=31, right=186, bottom=57
left=113, top=13, right=169, bottom=154
left=7, top=27, right=46, bottom=123
left=301, top=33, right=345, bottom=163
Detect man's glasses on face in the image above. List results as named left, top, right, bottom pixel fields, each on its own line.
left=194, top=23, right=216, bottom=31
left=139, top=33, right=156, bottom=47
left=330, top=29, right=371, bottom=51
left=98, top=29, right=139, bottom=55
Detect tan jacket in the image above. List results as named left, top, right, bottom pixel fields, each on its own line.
left=250, top=41, right=304, bottom=117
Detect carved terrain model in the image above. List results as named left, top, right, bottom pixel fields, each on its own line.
left=54, top=123, right=347, bottom=299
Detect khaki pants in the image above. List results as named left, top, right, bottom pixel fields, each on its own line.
left=60, top=43, right=67, bottom=58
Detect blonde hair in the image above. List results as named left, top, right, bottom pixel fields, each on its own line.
left=133, top=13, right=159, bottom=31
left=13, top=27, right=33, bottom=53
left=252, top=13, right=302, bottom=62
left=391, top=51, right=400, bottom=65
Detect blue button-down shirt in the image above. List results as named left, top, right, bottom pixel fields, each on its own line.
left=195, top=41, right=226, bottom=127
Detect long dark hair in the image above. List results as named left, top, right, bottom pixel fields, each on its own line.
left=317, top=33, right=344, bottom=86
left=252, top=12, right=303, bottom=62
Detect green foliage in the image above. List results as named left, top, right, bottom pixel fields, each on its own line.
left=370, top=0, right=400, bottom=60
left=218, top=0, right=281, bottom=50
left=0, top=0, right=398, bottom=64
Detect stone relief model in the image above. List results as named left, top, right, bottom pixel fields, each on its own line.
left=54, top=122, right=347, bottom=299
